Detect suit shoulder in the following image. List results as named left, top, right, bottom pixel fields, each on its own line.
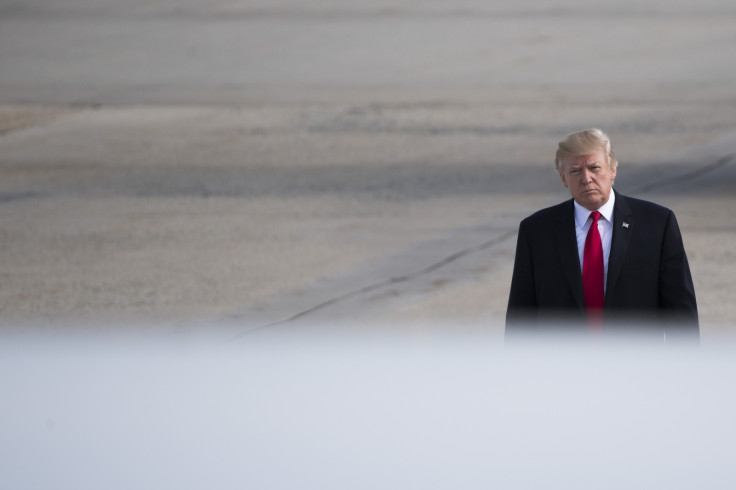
left=520, top=200, right=572, bottom=227
left=617, top=193, right=674, bottom=218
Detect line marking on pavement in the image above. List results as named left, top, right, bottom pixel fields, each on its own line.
left=232, top=229, right=518, bottom=339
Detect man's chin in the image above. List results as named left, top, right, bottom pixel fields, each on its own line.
left=576, top=196, right=603, bottom=210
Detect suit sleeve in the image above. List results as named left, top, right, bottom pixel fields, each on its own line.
left=506, top=221, right=537, bottom=329
left=659, top=210, right=699, bottom=335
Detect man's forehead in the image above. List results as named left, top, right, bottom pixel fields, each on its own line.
left=565, top=153, right=605, bottom=165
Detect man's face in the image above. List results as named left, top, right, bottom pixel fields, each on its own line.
left=559, top=151, right=617, bottom=211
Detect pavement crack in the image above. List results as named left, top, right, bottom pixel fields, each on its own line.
left=234, top=229, right=517, bottom=338
left=632, top=153, right=734, bottom=194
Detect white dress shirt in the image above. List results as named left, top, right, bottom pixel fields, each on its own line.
left=574, top=191, right=615, bottom=293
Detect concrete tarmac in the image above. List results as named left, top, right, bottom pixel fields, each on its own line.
left=1, top=1, right=735, bottom=338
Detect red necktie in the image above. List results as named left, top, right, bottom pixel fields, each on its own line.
left=582, top=211, right=604, bottom=325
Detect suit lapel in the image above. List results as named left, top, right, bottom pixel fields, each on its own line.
left=606, top=190, right=632, bottom=305
left=554, top=200, right=585, bottom=309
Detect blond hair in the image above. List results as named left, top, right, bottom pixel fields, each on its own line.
left=555, top=128, right=618, bottom=172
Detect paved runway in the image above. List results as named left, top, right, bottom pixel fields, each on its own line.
left=1, top=0, right=735, bottom=336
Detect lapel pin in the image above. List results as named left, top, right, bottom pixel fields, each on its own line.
left=623, top=222, right=630, bottom=229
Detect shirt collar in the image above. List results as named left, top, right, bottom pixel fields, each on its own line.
left=574, top=190, right=615, bottom=227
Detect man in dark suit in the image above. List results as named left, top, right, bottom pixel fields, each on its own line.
left=506, top=129, right=698, bottom=340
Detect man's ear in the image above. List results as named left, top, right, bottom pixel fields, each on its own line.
left=559, top=172, right=569, bottom=188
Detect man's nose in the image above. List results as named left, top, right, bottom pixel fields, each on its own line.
left=580, top=169, right=592, bottom=182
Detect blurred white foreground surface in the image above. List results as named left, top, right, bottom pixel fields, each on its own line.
left=1, top=329, right=735, bottom=490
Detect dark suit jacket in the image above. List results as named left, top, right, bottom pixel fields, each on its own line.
left=506, top=190, right=698, bottom=339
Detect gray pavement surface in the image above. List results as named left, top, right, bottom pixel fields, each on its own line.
left=1, top=0, right=735, bottom=337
